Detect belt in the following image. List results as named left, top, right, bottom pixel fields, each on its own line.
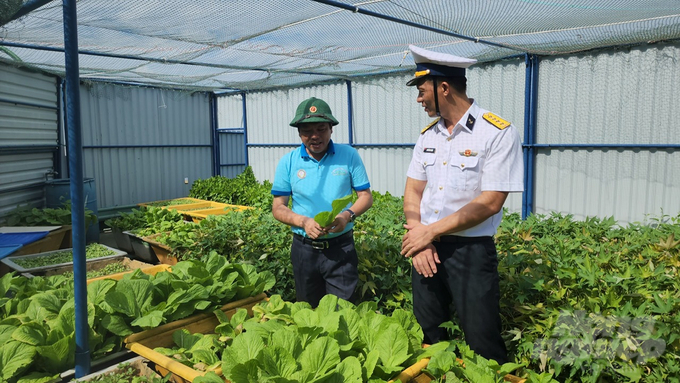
left=436, top=235, right=491, bottom=243
left=294, top=230, right=353, bottom=250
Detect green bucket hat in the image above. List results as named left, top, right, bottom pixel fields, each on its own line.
left=289, top=97, right=339, bottom=127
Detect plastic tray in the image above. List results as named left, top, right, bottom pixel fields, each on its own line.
left=125, top=231, right=160, bottom=264
left=0, top=244, right=127, bottom=273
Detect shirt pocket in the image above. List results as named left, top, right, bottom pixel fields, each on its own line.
left=421, top=153, right=437, bottom=177
left=449, top=156, right=480, bottom=191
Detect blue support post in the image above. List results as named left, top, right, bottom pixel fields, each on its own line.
left=242, top=92, right=249, bottom=167
left=210, top=93, right=220, bottom=176
left=522, top=54, right=538, bottom=220
left=346, top=80, right=354, bottom=146
left=63, top=0, right=89, bottom=377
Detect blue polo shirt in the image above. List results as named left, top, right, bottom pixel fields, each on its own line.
left=272, top=140, right=370, bottom=237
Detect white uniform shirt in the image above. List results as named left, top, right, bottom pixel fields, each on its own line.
left=406, top=100, right=524, bottom=236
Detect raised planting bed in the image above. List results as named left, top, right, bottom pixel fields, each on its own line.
left=111, top=226, right=134, bottom=254
left=86, top=263, right=170, bottom=284
left=25, top=257, right=160, bottom=282
left=67, top=355, right=162, bottom=382
left=125, top=294, right=445, bottom=383
left=141, top=232, right=177, bottom=265
left=185, top=204, right=253, bottom=223
left=388, top=357, right=526, bottom=383
left=125, top=230, right=160, bottom=264
left=138, top=197, right=205, bottom=208
left=0, top=243, right=126, bottom=274
left=124, top=294, right=267, bottom=382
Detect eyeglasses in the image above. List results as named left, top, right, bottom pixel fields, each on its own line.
left=299, top=126, right=329, bottom=136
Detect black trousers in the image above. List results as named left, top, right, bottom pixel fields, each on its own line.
left=291, top=230, right=358, bottom=308
left=412, top=236, right=508, bottom=364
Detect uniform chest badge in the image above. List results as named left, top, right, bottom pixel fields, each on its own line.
left=297, top=169, right=306, bottom=179
left=459, top=149, right=478, bottom=157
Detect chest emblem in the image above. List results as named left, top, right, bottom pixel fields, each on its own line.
left=297, top=169, right=306, bottom=179
left=332, top=168, right=348, bottom=177
left=459, top=149, right=478, bottom=157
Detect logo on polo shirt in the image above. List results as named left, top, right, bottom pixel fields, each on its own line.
left=297, top=169, right=306, bottom=179
left=332, top=167, right=348, bottom=177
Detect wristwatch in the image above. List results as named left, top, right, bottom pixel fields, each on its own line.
left=346, top=209, right=357, bottom=223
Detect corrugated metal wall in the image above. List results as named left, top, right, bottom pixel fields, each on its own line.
left=242, top=43, right=679, bottom=223
left=534, top=43, right=680, bottom=223
left=216, top=94, right=246, bottom=178
left=78, top=83, right=213, bottom=208
left=243, top=64, right=527, bottom=214
left=3, top=41, right=677, bottom=225
left=0, top=65, right=58, bottom=220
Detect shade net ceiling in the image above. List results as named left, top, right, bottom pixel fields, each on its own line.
left=1, top=0, right=679, bottom=92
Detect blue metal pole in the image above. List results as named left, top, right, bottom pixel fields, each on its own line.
left=522, top=54, right=538, bottom=220
left=242, top=92, right=249, bottom=167
left=210, top=93, right=220, bottom=176
left=63, top=0, right=89, bottom=377
left=346, top=80, right=354, bottom=146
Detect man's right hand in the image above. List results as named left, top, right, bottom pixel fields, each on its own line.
left=411, top=243, right=440, bottom=278
left=303, top=217, right=326, bottom=239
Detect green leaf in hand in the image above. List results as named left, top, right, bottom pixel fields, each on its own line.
left=314, top=194, right=353, bottom=227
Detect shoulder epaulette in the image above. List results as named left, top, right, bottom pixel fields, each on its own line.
left=421, top=117, right=440, bottom=134
left=483, top=112, right=510, bottom=130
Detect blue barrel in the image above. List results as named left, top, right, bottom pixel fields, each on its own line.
left=45, top=178, right=100, bottom=243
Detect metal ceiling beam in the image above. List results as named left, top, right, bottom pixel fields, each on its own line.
left=310, top=0, right=527, bottom=53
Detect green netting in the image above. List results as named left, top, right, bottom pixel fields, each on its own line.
left=1, top=0, right=679, bottom=91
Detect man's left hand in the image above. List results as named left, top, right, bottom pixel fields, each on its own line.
left=402, top=222, right=435, bottom=258
left=325, top=212, right=350, bottom=233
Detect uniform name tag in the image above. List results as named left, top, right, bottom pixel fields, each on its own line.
left=424, top=148, right=436, bottom=153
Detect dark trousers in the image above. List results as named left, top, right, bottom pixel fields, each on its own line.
left=412, top=236, right=508, bottom=364
left=291, top=230, right=358, bottom=308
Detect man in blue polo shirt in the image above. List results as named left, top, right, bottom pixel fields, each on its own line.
left=272, top=97, right=373, bottom=307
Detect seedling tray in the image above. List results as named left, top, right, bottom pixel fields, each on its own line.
left=125, top=293, right=267, bottom=382
left=186, top=204, right=252, bottom=222
left=0, top=244, right=127, bottom=274
left=138, top=197, right=205, bottom=208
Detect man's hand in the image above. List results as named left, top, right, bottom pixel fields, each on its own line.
left=325, top=211, right=350, bottom=234
left=303, top=217, right=326, bottom=239
left=401, top=222, right=436, bottom=258
left=410, top=244, right=440, bottom=277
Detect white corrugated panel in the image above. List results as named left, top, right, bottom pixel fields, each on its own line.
left=535, top=42, right=680, bottom=223
left=246, top=84, right=348, bottom=144
left=78, top=83, right=213, bottom=207
left=249, top=147, right=294, bottom=185
left=352, top=75, right=430, bottom=145
left=467, top=57, right=526, bottom=143
left=217, top=94, right=244, bottom=129
left=0, top=65, right=58, bottom=219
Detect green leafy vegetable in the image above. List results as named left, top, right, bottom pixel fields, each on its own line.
left=314, top=194, right=353, bottom=227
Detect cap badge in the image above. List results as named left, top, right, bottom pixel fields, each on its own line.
left=309, top=106, right=317, bottom=113
left=459, top=149, right=478, bottom=157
